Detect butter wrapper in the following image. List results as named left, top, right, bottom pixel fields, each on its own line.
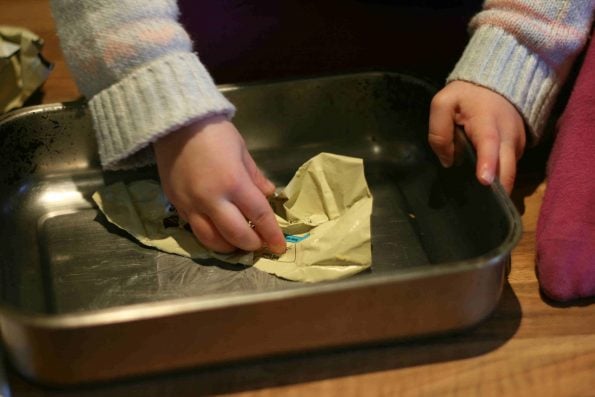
left=1, top=26, right=52, bottom=113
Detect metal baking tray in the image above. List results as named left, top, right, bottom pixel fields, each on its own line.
left=0, top=72, right=521, bottom=385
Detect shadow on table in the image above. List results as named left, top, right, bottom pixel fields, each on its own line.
left=540, top=291, right=595, bottom=308
left=5, top=283, right=522, bottom=396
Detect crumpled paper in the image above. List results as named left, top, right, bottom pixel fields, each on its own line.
left=92, top=153, right=373, bottom=282
left=0, top=26, right=52, bottom=113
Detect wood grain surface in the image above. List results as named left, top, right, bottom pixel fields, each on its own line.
left=1, top=1, right=593, bottom=396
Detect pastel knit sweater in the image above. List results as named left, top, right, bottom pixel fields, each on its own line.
left=50, top=0, right=235, bottom=170
left=50, top=1, right=594, bottom=171
left=449, top=0, right=594, bottom=143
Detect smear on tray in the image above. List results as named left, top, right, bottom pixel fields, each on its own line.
left=92, top=152, right=373, bottom=282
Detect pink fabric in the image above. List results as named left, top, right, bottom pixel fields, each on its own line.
left=536, top=33, right=595, bottom=302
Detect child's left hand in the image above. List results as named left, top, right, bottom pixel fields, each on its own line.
left=428, top=81, right=527, bottom=193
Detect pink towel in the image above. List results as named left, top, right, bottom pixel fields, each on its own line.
left=536, top=33, right=595, bottom=302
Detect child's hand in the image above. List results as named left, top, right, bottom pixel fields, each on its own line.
left=428, top=81, right=526, bottom=193
left=153, top=115, right=286, bottom=254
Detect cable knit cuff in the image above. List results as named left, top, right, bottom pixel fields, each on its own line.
left=89, top=51, right=236, bottom=170
left=447, top=26, right=561, bottom=144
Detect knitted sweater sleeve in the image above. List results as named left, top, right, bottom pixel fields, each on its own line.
left=49, top=0, right=236, bottom=170
left=448, top=0, right=594, bottom=143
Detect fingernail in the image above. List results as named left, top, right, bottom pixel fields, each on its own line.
left=264, top=179, right=276, bottom=194
left=438, top=156, right=453, bottom=168
left=271, top=244, right=287, bottom=255
left=480, top=167, right=495, bottom=184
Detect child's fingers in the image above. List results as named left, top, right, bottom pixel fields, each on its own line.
left=498, top=141, right=518, bottom=193
left=496, top=113, right=525, bottom=193
left=467, top=121, right=500, bottom=186
left=233, top=184, right=287, bottom=255
left=187, top=212, right=236, bottom=253
left=243, top=151, right=276, bottom=197
left=210, top=201, right=264, bottom=252
left=428, top=92, right=456, bottom=167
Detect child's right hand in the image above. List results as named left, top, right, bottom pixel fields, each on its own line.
left=428, top=81, right=527, bottom=193
left=153, top=115, right=287, bottom=255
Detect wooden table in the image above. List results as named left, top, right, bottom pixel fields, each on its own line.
left=2, top=1, right=594, bottom=396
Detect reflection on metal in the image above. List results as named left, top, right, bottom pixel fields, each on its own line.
left=39, top=188, right=83, bottom=205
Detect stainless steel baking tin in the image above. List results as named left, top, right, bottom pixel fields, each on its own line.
left=0, top=73, right=521, bottom=384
